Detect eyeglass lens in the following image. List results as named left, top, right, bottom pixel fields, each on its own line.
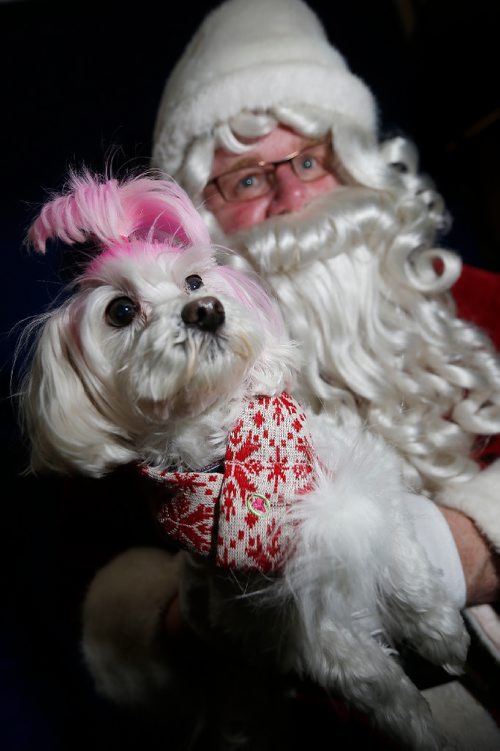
left=216, top=141, right=331, bottom=202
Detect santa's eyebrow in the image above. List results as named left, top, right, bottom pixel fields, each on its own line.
left=211, top=138, right=327, bottom=179
left=211, top=155, right=266, bottom=178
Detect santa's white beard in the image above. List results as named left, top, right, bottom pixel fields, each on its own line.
left=213, top=187, right=493, bottom=495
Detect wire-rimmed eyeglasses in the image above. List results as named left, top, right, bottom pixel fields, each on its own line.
left=204, top=136, right=333, bottom=203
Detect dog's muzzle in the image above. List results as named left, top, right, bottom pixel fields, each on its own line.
left=181, top=296, right=225, bottom=332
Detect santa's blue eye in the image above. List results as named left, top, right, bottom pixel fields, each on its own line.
left=105, top=296, right=137, bottom=327
left=185, top=274, right=204, bottom=292
left=240, top=175, right=256, bottom=188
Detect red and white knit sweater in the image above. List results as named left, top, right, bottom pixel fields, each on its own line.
left=142, top=392, right=316, bottom=574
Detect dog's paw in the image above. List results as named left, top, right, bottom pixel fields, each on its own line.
left=377, top=532, right=470, bottom=674
left=301, top=617, right=444, bottom=750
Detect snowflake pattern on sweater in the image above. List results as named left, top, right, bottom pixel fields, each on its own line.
left=141, top=393, right=316, bottom=573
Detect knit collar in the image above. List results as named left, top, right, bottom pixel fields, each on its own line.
left=140, top=392, right=316, bottom=574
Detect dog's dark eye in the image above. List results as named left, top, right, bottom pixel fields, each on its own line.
left=185, top=274, right=204, bottom=292
left=105, top=296, right=137, bottom=327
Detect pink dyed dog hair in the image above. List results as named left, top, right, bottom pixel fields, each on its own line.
left=28, top=171, right=211, bottom=256
left=27, top=169, right=286, bottom=337
left=215, top=264, right=286, bottom=337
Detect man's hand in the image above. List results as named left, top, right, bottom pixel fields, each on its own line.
left=440, top=507, right=500, bottom=606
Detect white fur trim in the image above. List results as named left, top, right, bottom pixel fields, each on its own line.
left=82, top=547, right=180, bottom=705
left=153, top=0, right=377, bottom=176
left=422, top=681, right=500, bottom=750
left=436, top=459, right=500, bottom=552
left=436, top=461, right=500, bottom=666
left=409, top=494, right=466, bottom=609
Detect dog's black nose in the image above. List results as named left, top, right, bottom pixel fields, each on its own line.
left=181, top=296, right=225, bottom=332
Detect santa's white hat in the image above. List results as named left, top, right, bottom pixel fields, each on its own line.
left=153, top=0, right=378, bottom=177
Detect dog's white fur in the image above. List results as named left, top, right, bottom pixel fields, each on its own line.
left=21, top=175, right=469, bottom=750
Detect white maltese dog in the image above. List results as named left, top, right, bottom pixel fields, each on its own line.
left=20, top=172, right=469, bottom=750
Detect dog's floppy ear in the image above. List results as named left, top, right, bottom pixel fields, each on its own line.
left=21, top=308, right=137, bottom=477
left=27, top=171, right=211, bottom=255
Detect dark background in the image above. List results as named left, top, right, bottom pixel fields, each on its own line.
left=1, top=1, right=499, bottom=749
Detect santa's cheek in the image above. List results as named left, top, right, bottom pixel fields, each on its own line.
left=305, top=173, right=341, bottom=200
left=213, top=198, right=270, bottom=234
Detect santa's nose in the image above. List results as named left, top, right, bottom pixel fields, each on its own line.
left=267, top=163, right=308, bottom=216
left=181, top=296, right=225, bottom=332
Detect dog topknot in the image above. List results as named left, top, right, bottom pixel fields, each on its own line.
left=28, top=171, right=211, bottom=256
